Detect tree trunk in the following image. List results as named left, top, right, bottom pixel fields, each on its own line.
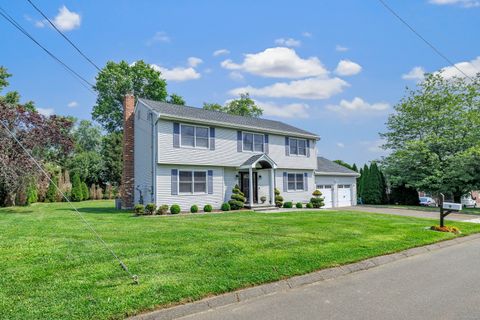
left=4, top=192, right=16, bottom=207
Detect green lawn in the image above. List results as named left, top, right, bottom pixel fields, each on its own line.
left=1, top=201, right=480, bottom=319
left=363, top=204, right=480, bottom=215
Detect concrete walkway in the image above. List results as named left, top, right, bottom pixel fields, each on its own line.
left=344, top=205, right=480, bottom=223
left=179, top=236, right=480, bottom=320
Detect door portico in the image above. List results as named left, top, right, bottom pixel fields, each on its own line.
left=238, top=154, right=277, bottom=207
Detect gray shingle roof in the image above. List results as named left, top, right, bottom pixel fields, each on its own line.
left=139, top=98, right=319, bottom=139
left=241, top=154, right=264, bottom=167
left=316, top=157, right=359, bottom=175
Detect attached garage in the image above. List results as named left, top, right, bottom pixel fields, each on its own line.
left=315, top=157, right=360, bottom=208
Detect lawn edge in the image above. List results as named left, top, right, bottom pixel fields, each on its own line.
left=129, top=232, right=480, bottom=320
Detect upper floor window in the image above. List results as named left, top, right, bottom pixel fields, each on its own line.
left=243, top=132, right=264, bottom=152
left=287, top=173, right=305, bottom=191
left=181, top=124, right=209, bottom=148
left=290, top=138, right=307, bottom=156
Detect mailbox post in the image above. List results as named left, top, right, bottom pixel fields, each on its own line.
left=439, top=193, right=462, bottom=227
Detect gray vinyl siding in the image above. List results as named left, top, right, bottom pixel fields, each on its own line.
left=156, top=164, right=238, bottom=210
left=157, top=119, right=317, bottom=169
left=134, top=103, right=155, bottom=204
left=275, top=170, right=315, bottom=204
left=314, top=175, right=357, bottom=207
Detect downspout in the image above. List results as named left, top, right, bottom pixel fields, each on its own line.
left=150, top=112, right=157, bottom=204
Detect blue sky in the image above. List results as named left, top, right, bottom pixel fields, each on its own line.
left=1, top=0, right=479, bottom=166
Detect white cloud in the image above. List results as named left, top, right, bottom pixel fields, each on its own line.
left=151, top=64, right=200, bottom=81
left=221, top=47, right=328, bottom=79
left=429, top=0, right=480, bottom=7
left=361, top=139, right=387, bottom=153
left=255, top=100, right=310, bottom=118
left=438, top=56, right=480, bottom=79
left=147, top=31, right=170, bottom=45
left=230, top=77, right=349, bottom=100
left=229, top=71, right=244, bottom=81
left=326, top=97, right=389, bottom=116
left=302, top=32, right=313, bottom=38
left=52, top=6, right=81, bottom=31
left=274, top=37, right=301, bottom=47
left=213, top=49, right=230, bottom=57
left=67, top=101, right=78, bottom=108
left=335, top=60, right=362, bottom=76
left=336, top=45, right=349, bottom=52
left=402, top=66, right=426, bottom=81
left=35, top=20, right=45, bottom=28
left=187, top=57, right=203, bottom=67
left=37, top=107, right=54, bottom=116
left=336, top=142, right=345, bottom=148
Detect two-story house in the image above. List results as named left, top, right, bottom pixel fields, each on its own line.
left=121, top=95, right=359, bottom=210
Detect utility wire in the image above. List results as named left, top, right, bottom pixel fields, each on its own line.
left=377, top=0, right=474, bottom=81
left=0, top=119, right=138, bottom=284
left=0, top=6, right=96, bottom=94
left=26, top=0, right=101, bottom=71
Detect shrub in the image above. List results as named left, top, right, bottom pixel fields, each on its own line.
left=283, top=201, right=293, bottom=208
left=310, top=189, right=325, bottom=208
left=260, top=195, right=267, bottom=203
left=229, top=185, right=246, bottom=210
left=45, top=176, right=58, bottom=203
left=26, top=182, right=38, bottom=205
left=134, top=204, right=145, bottom=215
left=145, top=203, right=156, bottom=215
left=430, top=225, right=460, bottom=234
left=306, top=202, right=313, bottom=208
left=274, top=188, right=284, bottom=208
left=170, top=204, right=181, bottom=214
left=81, top=182, right=89, bottom=200
left=203, top=204, right=213, bottom=212
left=221, top=202, right=231, bottom=211
left=296, top=202, right=303, bottom=208
left=190, top=204, right=199, bottom=213
left=70, top=174, right=83, bottom=202
left=156, top=204, right=169, bottom=215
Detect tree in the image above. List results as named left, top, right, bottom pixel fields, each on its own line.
left=333, top=160, right=354, bottom=171
left=72, top=120, right=102, bottom=153
left=202, top=93, right=263, bottom=117
left=167, top=93, right=186, bottom=105
left=92, top=60, right=172, bottom=133
left=382, top=73, right=480, bottom=201
left=70, top=173, right=83, bottom=202
left=66, top=151, right=102, bottom=186
left=390, top=184, right=419, bottom=205
left=0, top=66, right=11, bottom=90
left=352, top=163, right=358, bottom=172
left=100, top=132, right=123, bottom=186
left=26, top=180, right=38, bottom=205
left=45, top=176, right=58, bottom=203
left=81, top=182, right=89, bottom=200
left=362, top=163, right=387, bottom=204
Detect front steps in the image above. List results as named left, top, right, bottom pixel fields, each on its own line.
left=247, top=204, right=278, bottom=212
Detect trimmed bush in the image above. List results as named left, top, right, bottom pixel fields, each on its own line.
left=283, top=201, right=293, bottom=208
left=203, top=204, right=213, bottom=212
left=134, top=204, right=145, bottom=215
left=306, top=202, right=313, bottom=208
left=81, top=182, right=89, bottom=200
left=145, top=203, right=156, bottom=215
left=170, top=204, right=181, bottom=214
left=26, top=182, right=38, bottom=205
left=296, top=202, right=303, bottom=208
left=156, top=205, right=169, bottom=215
left=229, top=185, right=246, bottom=210
left=190, top=204, right=199, bottom=213
left=260, top=196, right=267, bottom=203
left=221, top=202, right=231, bottom=211
left=70, top=174, right=83, bottom=202
left=310, top=189, right=325, bottom=208
left=274, top=188, right=283, bottom=208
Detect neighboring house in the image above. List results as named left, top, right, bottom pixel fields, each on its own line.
left=121, top=95, right=360, bottom=210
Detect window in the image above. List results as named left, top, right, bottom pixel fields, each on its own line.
left=180, top=124, right=209, bottom=148
left=289, top=138, right=307, bottom=156
left=243, top=132, right=264, bottom=152
left=179, top=170, right=207, bottom=194
left=287, top=173, right=305, bottom=191
left=317, top=184, right=332, bottom=189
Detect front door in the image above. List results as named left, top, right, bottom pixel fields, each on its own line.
left=240, top=172, right=258, bottom=204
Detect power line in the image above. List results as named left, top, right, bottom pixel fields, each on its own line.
left=0, top=6, right=96, bottom=94
left=0, top=119, right=138, bottom=284
left=377, top=0, right=474, bottom=81
left=26, top=0, right=101, bottom=71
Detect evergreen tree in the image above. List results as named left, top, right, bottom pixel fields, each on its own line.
left=81, top=182, right=89, bottom=200
left=70, top=173, right=83, bottom=202
left=352, top=163, right=358, bottom=172
left=229, top=185, right=246, bottom=210
left=26, top=181, right=38, bottom=205
left=390, top=184, right=419, bottom=205
left=45, top=176, right=58, bottom=203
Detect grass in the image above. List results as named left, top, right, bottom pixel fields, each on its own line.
left=363, top=204, right=480, bottom=215
left=1, top=200, right=480, bottom=319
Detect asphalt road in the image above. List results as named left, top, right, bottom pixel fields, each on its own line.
left=180, top=238, right=480, bottom=320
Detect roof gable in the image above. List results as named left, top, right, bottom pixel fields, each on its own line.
left=316, top=157, right=359, bottom=176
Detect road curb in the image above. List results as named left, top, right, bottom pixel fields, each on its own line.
left=129, top=233, right=480, bottom=320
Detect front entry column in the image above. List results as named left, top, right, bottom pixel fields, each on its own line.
left=248, top=167, right=254, bottom=207
left=270, top=168, right=275, bottom=205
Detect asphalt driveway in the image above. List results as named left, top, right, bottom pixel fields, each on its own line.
left=179, top=237, right=480, bottom=320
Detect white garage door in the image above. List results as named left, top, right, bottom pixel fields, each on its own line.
left=316, top=185, right=333, bottom=208
left=337, top=184, right=352, bottom=207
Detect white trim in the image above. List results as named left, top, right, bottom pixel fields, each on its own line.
left=177, top=170, right=208, bottom=195
left=241, top=131, right=265, bottom=153
left=315, top=171, right=360, bottom=177
left=286, top=172, right=305, bottom=192
left=179, top=123, right=210, bottom=149
left=238, top=153, right=278, bottom=169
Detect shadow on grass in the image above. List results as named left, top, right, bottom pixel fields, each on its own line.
left=55, top=207, right=125, bottom=215
left=0, top=208, right=35, bottom=214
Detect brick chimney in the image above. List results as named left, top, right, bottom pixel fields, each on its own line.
left=121, top=94, right=135, bottom=209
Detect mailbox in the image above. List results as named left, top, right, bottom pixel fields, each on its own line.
left=442, top=202, right=462, bottom=211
